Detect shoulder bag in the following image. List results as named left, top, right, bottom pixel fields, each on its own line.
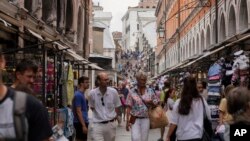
left=137, top=92, right=168, bottom=129
left=201, top=98, right=213, bottom=141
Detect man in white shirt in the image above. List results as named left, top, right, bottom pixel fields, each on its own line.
left=88, top=72, right=121, bottom=141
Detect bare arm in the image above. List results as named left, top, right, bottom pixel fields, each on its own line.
left=76, top=107, right=86, bottom=127
left=166, top=123, right=177, bottom=141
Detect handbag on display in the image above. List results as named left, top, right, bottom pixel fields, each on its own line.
left=201, top=98, right=213, bottom=141
left=137, top=93, right=169, bottom=129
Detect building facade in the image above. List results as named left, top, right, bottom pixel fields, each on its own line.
left=91, top=4, right=117, bottom=86
left=155, top=0, right=250, bottom=76
left=122, top=0, right=158, bottom=52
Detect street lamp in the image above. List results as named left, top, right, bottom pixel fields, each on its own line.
left=158, top=26, right=165, bottom=38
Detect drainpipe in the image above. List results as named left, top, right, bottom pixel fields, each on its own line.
left=178, top=0, right=181, bottom=63
left=164, top=0, right=167, bottom=70
left=215, top=0, right=218, bottom=43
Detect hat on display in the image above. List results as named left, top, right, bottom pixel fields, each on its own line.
left=234, top=50, right=244, bottom=56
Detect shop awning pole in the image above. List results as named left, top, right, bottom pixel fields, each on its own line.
left=3, top=40, right=60, bottom=54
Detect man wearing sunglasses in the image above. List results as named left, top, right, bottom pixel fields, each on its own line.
left=89, top=72, right=121, bottom=141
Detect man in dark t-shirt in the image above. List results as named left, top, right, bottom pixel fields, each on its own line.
left=0, top=87, right=53, bottom=141
left=72, top=76, right=90, bottom=141
left=0, top=52, right=52, bottom=141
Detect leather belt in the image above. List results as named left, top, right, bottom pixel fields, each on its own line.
left=99, top=118, right=115, bottom=124
left=136, top=116, right=147, bottom=119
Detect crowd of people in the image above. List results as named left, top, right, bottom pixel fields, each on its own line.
left=1, top=48, right=250, bottom=141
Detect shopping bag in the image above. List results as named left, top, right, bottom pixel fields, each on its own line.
left=148, top=105, right=168, bottom=129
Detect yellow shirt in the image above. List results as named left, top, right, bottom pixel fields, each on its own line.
left=219, top=98, right=233, bottom=123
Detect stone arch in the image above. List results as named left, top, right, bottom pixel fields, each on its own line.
left=219, top=13, right=226, bottom=42
left=228, top=5, right=237, bottom=37
left=66, top=0, right=74, bottom=32
left=206, top=25, right=211, bottom=49
left=201, top=30, right=205, bottom=53
left=42, top=0, right=57, bottom=26
left=239, top=0, right=248, bottom=31
left=189, top=40, right=192, bottom=57
left=212, top=20, right=216, bottom=44
left=196, top=35, right=199, bottom=54
left=193, top=38, right=195, bottom=55
left=24, top=0, right=32, bottom=12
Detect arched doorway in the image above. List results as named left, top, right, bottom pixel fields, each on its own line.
left=66, top=0, right=73, bottom=32
left=219, top=13, right=226, bottom=42
left=193, top=38, right=195, bottom=55
left=206, top=26, right=211, bottom=49
left=212, top=21, right=216, bottom=44
left=196, top=35, right=200, bottom=54
left=228, top=6, right=236, bottom=37
left=201, top=31, right=205, bottom=53
left=239, top=0, right=248, bottom=31
left=189, top=40, right=192, bottom=57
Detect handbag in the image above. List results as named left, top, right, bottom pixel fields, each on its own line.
left=137, top=93, right=168, bottom=129
left=148, top=105, right=168, bottom=129
left=129, top=115, right=136, bottom=124
left=201, top=98, right=213, bottom=141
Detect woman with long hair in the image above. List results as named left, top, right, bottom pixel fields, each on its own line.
left=166, top=76, right=211, bottom=141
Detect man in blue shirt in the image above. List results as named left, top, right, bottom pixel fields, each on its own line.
left=72, top=76, right=90, bottom=141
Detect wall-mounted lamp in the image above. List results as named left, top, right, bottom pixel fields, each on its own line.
left=158, top=26, right=165, bottom=38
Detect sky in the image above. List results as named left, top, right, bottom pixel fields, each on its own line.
left=92, top=0, right=139, bottom=32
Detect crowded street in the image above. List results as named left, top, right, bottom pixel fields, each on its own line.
left=1, top=0, right=250, bottom=141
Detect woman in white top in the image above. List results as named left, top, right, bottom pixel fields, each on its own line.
left=166, top=76, right=211, bottom=141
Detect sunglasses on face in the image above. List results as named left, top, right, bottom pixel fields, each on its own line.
left=101, top=97, right=105, bottom=106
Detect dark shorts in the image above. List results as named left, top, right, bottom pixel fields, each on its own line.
left=74, top=122, right=89, bottom=140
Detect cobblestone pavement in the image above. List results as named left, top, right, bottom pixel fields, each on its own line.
left=115, top=120, right=168, bottom=141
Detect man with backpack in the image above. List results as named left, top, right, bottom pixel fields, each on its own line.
left=0, top=52, right=53, bottom=141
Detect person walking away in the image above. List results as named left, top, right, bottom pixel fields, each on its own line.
left=0, top=51, right=53, bottom=141
left=158, top=81, right=171, bottom=141
left=166, top=76, right=211, bottom=141
left=88, top=72, right=121, bottom=141
left=126, top=71, right=159, bottom=141
left=72, top=76, right=90, bottom=141
left=120, top=81, right=129, bottom=121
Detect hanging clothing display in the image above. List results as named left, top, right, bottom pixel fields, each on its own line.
left=207, top=59, right=223, bottom=129
left=222, top=59, right=233, bottom=88
left=67, top=64, right=74, bottom=106
left=62, top=62, right=68, bottom=107
left=231, top=50, right=249, bottom=87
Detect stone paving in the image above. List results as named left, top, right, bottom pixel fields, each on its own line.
left=115, top=120, right=168, bottom=141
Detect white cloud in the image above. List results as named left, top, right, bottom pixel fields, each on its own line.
left=93, top=0, right=139, bottom=32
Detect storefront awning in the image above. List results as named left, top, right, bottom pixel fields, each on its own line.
left=89, top=53, right=112, bottom=60
left=67, top=49, right=89, bottom=64
left=54, top=41, right=69, bottom=50
left=87, top=63, right=104, bottom=70
left=27, top=29, right=44, bottom=41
